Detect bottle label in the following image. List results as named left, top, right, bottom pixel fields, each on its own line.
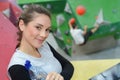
left=30, top=66, right=47, bottom=80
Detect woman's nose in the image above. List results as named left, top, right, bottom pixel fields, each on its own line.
left=39, top=30, right=47, bottom=37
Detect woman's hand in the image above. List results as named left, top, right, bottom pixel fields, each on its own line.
left=46, top=72, right=64, bottom=80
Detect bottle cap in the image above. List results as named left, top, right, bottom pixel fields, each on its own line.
left=25, top=60, right=31, bottom=70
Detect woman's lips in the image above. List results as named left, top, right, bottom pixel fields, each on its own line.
left=37, top=39, right=44, bottom=43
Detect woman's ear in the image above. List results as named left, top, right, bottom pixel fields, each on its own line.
left=19, top=19, right=25, bottom=31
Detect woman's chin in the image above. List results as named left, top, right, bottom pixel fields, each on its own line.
left=34, top=41, right=45, bottom=48
left=35, top=45, right=42, bottom=48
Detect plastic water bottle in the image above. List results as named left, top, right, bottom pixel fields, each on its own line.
left=25, top=60, right=47, bottom=80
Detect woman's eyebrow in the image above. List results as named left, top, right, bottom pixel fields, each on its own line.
left=36, top=23, right=43, bottom=27
left=36, top=23, right=51, bottom=28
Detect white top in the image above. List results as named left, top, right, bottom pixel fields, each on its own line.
left=70, top=28, right=84, bottom=45
left=8, top=42, right=62, bottom=75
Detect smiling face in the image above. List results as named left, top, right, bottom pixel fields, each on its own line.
left=19, top=13, right=51, bottom=48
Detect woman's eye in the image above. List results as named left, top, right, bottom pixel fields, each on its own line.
left=36, top=26, right=41, bottom=30
left=46, top=29, right=51, bottom=32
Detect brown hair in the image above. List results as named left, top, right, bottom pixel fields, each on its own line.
left=16, top=4, right=51, bottom=48
left=72, top=23, right=77, bottom=29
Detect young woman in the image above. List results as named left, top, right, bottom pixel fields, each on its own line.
left=8, top=4, right=74, bottom=80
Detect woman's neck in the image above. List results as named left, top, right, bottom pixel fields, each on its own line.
left=19, top=40, right=41, bottom=58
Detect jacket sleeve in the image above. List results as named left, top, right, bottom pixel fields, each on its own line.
left=8, top=65, right=31, bottom=80
left=48, top=43, right=74, bottom=80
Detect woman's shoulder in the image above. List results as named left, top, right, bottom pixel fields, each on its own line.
left=8, top=49, right=28, bottom=69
